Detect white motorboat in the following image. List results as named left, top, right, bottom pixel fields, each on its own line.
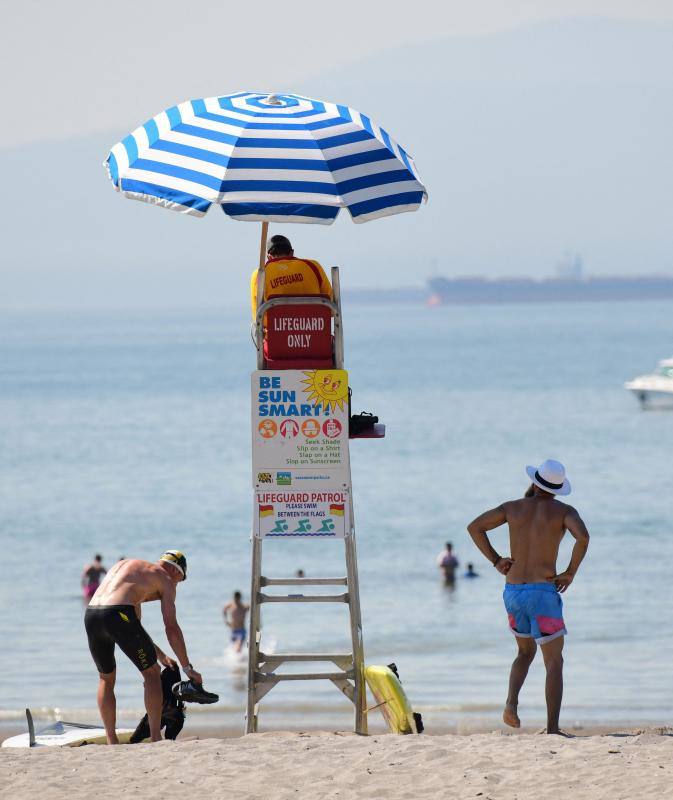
left=625, top=358, right=673, bottom=408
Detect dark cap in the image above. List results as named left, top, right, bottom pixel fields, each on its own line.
left=266, top=234, right=293, bottom=257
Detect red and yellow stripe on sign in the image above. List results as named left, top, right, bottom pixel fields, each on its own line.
left=329, top=504, right=345, bottom=516
left=259, top=505, right=274, bottom=517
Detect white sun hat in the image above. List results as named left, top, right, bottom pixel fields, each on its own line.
left=525, top=459, right=571, bottom=496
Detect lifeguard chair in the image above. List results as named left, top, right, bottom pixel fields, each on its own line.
left=248, top=265, right=366, bottom=734
left=254, top=266, right=344, bottom=370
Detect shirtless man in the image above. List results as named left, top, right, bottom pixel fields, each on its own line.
left=84, top=551, right=203, bottom=743
left=223, top=591, right=249, bottom=653
left=436, top=541, right=459, bottom=584
left=467, top=460, right=589, bottom=735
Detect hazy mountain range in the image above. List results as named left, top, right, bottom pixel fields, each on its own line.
left=2, top=18, right=672, bottom=308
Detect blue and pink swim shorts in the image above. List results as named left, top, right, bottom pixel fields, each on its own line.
left=503, top=583, right=567, bottom=645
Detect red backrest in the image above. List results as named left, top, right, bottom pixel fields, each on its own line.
left=265, top=303, right=333, bottom=366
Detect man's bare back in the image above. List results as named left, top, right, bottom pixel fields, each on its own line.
left=467, top=492, right=589, bottom=591
left=503, top=495, right=571, bottom=584
left=90, top=559, right=174, bottom=609
left=223, top=600, right=249, bottom=629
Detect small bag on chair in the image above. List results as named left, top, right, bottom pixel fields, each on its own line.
left=348, top=388, right=379, bottom=436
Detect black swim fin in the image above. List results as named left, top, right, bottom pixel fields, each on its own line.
left=172, top=679, right=219, bottom=705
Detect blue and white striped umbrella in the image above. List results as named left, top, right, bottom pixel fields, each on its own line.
left=105, top=91, right=427, bottom=224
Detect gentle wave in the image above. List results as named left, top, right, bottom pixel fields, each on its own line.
left=0, top=700, right=366, bottom=723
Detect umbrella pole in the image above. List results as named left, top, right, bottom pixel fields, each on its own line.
left=258, top=221, right=269, bottom=269
left=256, top=221, right=269, bottom=329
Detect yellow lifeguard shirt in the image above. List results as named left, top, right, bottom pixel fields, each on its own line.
left=250, top=256, right=333, bottom=319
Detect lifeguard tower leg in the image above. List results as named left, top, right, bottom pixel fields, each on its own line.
left=345, top=532, right=367, bottom=734
left=246, top=535, right=263, bottom=734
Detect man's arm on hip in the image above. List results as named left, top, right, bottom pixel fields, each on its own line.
left=467, top=505, right=512, bottom=571
left=551, top=507, right=590, bottom=591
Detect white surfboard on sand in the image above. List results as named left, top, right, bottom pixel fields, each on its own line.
left=2, top=710, right=134, bottom=748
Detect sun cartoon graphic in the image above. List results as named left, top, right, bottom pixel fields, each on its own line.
left=301, top=369, right=349, bottom=412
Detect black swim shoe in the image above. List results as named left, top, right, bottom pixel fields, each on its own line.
left=171, top=679, right=219, bottom=704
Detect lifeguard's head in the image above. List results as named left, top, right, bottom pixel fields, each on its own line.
left=267, top=234, right=293, bottom=258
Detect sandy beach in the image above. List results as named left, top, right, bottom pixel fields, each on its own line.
left=3, top=728, right=673, bottom=800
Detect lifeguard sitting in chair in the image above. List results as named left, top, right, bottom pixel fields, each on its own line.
left=251, top=235, right=335, bottom=369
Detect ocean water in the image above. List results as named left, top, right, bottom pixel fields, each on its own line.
left=1, top=300, right=672, bottom=734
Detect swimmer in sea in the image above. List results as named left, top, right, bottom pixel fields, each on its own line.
left=84, top=551, right=203, bottom=743
left=223, top=591, right=250, bottom=653
left=81, top=554, right=107, bottom=601
left=436, top=541, right=459, bottom=584
left=467, top=460, right=589, bottom=735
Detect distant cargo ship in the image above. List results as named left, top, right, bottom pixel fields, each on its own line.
left=427, top=275, right=673, bottom=305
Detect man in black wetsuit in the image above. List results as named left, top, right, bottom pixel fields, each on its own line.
left=84, top=551, right=203, bottom=743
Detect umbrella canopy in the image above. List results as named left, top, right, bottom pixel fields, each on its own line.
left=105, top=91, right=427, bottom=225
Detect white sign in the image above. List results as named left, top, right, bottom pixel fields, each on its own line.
left=255, top=489, right=350, bottom=538
left=251, top=369, right=352, bottom=538
left=252, top=369, right=350, bottom=490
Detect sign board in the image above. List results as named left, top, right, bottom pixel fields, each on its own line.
left=252, top=369, right=351, bottom=538
left=255, top=488, right=350, bottom=538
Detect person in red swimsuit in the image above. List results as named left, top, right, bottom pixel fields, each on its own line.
left=81, top=554, right=107, bottom=601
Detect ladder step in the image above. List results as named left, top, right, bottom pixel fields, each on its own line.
left=256, top=671, right=353, bottom=683
left=259, top=653, right=352, bottom=663
left=259, top=592, right=349, bottom=604
left=261, top=577, right=347, bottom=586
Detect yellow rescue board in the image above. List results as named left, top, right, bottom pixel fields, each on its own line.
left=365, top=665, right=418, bottom=734
left=65, top=730, right=135, bottom=746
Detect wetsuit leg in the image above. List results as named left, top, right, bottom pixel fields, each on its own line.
left=84, top=607, right=116, bottom=674
left=85, top=606, right=157, bottom=673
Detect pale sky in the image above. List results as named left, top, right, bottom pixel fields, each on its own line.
left=2, top=2, right=673, bottom=307
left=3, top=0, right=673, bottom=148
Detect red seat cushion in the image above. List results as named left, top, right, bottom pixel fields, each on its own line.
left=264, top=304, right=333, bottom=368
